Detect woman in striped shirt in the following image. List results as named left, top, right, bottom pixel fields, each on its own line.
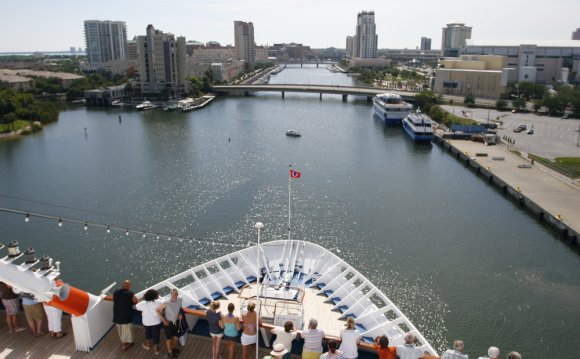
left=300, top=318, right=325, bottom=359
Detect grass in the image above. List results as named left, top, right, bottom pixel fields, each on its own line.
left=529, top=154, right=580, bottom=179
left=0, top=120, right=31, bottom=133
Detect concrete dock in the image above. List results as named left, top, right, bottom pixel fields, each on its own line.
left=434, top=135, right=580, bottom=242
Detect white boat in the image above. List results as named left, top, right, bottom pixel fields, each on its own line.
left=402, top=112, right=434, bottom=142
left=286, top=130, right=301, bottom=137
left=135, top=100, right=156, bottom=110
left=373, top=93, right=413, bottom=126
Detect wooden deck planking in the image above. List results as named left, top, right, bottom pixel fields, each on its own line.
left=1, top=313, right=295, bottom=359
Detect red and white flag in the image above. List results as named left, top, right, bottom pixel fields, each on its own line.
left=289, top=169, right=301, bottom=179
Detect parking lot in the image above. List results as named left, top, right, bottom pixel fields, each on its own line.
left=441, top=105, right=580, bottom=159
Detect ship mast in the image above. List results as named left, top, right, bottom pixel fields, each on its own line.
left=288, top=164, right=292, bottom=240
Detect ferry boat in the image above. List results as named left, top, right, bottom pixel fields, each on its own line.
left=372, top=93, right=413, bottom=125
left=0, top=238, right=437, bottom=357
left=135, top=100, right=156, bottom=110
left=402, top=112, right=434, bottom=142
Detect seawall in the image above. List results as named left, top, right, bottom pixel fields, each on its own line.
left=434, top=135, right=579, bottom=245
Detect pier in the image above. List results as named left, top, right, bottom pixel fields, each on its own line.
left=434, top=135, right=580, bottom=243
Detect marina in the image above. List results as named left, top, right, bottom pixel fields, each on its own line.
left=1, top=66, right=579, bottom=358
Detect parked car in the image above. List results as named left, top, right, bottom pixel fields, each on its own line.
left=562, top=113, right=569, bottom=119
left=513, top=127, right=523, bottom=133
left=527, top=129, right=534, bottom=135
left=518, top=124, right=527, bottom=130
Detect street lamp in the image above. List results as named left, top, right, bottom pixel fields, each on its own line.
left=254, top=222, right=263, bottom=359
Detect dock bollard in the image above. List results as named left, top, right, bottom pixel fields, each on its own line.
left=557, top=213, right=563, bottom=221
left=517, top=186, right=521, bottom=193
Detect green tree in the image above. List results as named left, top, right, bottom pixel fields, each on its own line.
left=189, top=77, right=202, bottom=96
left=511, top=97, right=527, bottom=111
left=414, top=90, right=440, bottom=113
left=495, top=99, right=508, bottom=111
left=201, top=76, right=212, bottom=93
left=518, top=81, right=547, bottom=100
left=463, top=93, right=476, bottom=107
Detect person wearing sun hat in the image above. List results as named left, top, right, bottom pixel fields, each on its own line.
left=263, top=343, right=289, bottom=359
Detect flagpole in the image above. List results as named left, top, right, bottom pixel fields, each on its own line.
left=288, top=164, right=292, bottom=241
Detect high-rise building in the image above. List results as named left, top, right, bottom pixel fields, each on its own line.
left=353, top=11, right=378, bottom=58
left=234, top=21, right=255, bottom=67
left=421, top=37, right=432, bottom=51
left=136, top=25, right=187, bottom=94
left=441, top=22, right=472, bottom=57
left=572, top=27, right=580, bottom=40
left=84, top=20, right=128, bottom=69
left=346, top=36, right=354, bottom=58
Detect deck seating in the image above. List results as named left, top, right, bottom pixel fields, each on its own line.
left=330, top=297, right=342, bottom=305
left=187, top=304, right=201, bottom=310
left=210, top=292, right=222, bottom=300
left=362, top=336, right=374, bottom=343
left=246, top=275, right=257, bottom=283
left=322, top=289, right=334, bottom=297
left=338, top=305, right=349, bottom=313
left=234, top=280, right=246, bottom=288
left=355, top=323, right=366, bottom=332
left=199, top=298, right=210, bottom=306
left=223, top=286, right=235, bottom=294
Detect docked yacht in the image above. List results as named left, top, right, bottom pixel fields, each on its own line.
left=372, top=93, right=413, bottom=125
left=135, top=100, right=156, bottom=110
left=402, top=112, right=434, bottom=142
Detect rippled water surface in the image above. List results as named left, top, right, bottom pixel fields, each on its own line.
left=1, top=65, right=579, bottom=358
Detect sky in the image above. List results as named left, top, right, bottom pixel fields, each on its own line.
left=2, top=0, right=579, bottom=52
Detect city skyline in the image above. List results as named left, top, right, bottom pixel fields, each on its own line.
left=1, top=0, right=579, bottom=52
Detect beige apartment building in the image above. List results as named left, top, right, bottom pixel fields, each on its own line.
left=136, top=25, right=188, bottom=94
left=234, top=21, right=255, bottom=67
left=435, top=55, right=516, bottom=99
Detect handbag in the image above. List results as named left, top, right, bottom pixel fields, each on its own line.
left=177, top=310, right=189, bottom=346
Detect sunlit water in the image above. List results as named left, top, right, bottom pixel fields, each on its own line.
left=1, top=65, right=579, bottom=358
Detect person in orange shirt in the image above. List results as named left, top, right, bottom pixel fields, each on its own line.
left=374, top=335, right=397, bottom=359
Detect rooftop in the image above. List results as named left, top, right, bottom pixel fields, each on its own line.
left=466, top=39, right=580, bottom=48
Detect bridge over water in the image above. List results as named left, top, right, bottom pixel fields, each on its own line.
left=212, top=84, right=417, bottom=102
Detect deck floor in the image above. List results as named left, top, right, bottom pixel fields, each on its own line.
left=0, top=313, right=296, bottom=359
left=223, top=283, right=345, bottom=337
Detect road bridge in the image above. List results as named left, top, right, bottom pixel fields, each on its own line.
left=212, top=84, right=416, bottom=102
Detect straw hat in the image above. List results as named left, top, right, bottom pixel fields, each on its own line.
left=270, top=343, right=289, bottom=356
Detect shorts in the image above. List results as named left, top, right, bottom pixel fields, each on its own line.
left=302, top=351, right=322, bottom=359
left=163, top=322, right=178, bottom=338
left=23, top=303, right=44, bottom=322
left=224, top=334, right=238, bottom=342
left=116, top=323, right=134, bottom=343
left=210, top=332, right=224, bottom=338
left=241, top=333, right=257, bottom=345
left=144, top=323, right=162, bottom=344
left=1, top=298, right=20, bottom=316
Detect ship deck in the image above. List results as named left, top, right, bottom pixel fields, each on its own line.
left=221, top=283, right=346, bottom=338
left=0, top=312, right=296, bottom=359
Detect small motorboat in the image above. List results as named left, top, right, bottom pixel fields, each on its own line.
left=286, top=130, right=301, bottom=137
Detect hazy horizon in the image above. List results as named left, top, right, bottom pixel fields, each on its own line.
left=2, top=0, right=579, bottom=52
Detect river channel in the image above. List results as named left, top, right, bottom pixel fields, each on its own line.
left=1, top=65, right=579, bottom=358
